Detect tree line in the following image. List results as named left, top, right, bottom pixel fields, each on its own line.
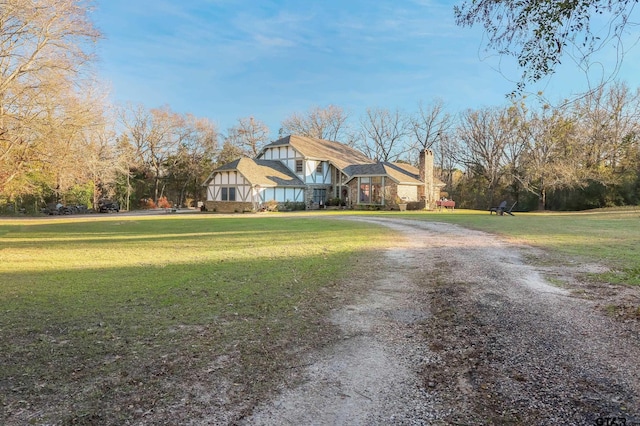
left=2, top=1, right=639, bottom=213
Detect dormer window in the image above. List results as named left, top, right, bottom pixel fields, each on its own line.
left=295, top=160, right=303, bottom=173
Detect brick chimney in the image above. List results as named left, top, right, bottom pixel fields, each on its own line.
left=419, top=149, right=434, bottom=209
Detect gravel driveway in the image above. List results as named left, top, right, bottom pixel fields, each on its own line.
left=242, top=217, right=640, bottom=425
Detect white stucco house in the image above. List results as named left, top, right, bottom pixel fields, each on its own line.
left=203, top=135, right=444, bottom=213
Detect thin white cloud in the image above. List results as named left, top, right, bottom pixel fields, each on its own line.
left=94, top=0, right=640, bottom=139
left=253, top=34, right=296, bottom=48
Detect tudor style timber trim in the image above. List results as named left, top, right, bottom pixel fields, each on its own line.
left=203, top=135, right=446, bottom=212
left=208, top=170, right=253, bottom=202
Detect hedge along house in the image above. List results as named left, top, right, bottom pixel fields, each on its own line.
left=203, top=135, right=445, bottom=213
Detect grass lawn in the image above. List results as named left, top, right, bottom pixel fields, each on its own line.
left=0, top=214, right=395, bottom=424
left=387, top=207, right=640, bottom=285
left=2, top=208, right=639, bottom=423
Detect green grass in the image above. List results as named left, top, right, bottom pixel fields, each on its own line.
left=384, top=207, right=640, bottom=285
left=0, top=214, right=395, bottom=424
left=3, top=208, right=640, bottom=423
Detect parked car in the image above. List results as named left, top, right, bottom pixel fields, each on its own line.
left=40, top=203, right=92, bottom=215
left=42, top=203, right=61, bottom=215
left=99, top=201, right=120, bottom=213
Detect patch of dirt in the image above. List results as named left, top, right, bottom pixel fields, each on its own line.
left=241, top=220, right=437, bottom=425
left=242, top=217, right=640, bottom=425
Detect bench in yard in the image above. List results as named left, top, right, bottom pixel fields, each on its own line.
left=490, top=201, right=516, bottom=216
left=436, top=200, right=455, bottom=210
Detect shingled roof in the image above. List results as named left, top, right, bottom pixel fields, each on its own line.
left=205, top=135, right=445, bottom=189
left=261, top=135, right=373, bottom=171
left=344, top=162, right=423, bottom=185
left=206, top=157, right=304, bottom=187
left=382, top=163, right=424, bottom=185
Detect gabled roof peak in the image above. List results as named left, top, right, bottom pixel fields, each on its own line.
left=205, top=157, right=304, bottom=187
left=260, top=135, right=372, bottom=171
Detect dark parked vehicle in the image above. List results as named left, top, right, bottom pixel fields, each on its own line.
left=41, top=203, right=92, bottom=215
left=42, top=203, right=61, bottom=215
left=59, top=206, right=74, bottom=215
left=99, top=201, right=120, bottom=213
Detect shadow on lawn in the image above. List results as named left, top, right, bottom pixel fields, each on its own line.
left=0, top=250, right=356, bottom=425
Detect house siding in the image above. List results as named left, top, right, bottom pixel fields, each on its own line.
left=396, top=184, right=418, bottom=202
left=307, top=160, right=330, bottom=185
left=258, top=145, right=333, bottom=186
left=208, top=171, right=253, bottom=202
left=260, top=187, right=305, bottom=203
left=259, top=145, right=306, bottom=182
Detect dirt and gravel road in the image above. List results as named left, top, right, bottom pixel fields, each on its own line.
left=242, top=217, right=640, bottom=425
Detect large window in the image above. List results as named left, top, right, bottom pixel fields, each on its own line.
left=313, top=188, right=326, bottom=204
left=221, top=187, right=236, bottom=201
left=359, top=177, right=383, bottom=204
left=359, top=177, right=370, bottom=203
left=371, top=176, right=383, bottom=204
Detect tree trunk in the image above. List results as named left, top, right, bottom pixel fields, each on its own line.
left=538, top=188, right=546, bottom=211
left=154, top=176, right=160, bottom=204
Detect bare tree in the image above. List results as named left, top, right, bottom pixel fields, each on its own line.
left=41, top=83, right=109, bottom=204
left=120, top=104, right=194, bottom=203
left=574, top=82, right=640, bottom=182
left=406, top=99, right=455, bottom=166
left=168, top=114, right=217, bottom=206
left=433, top=131, right=460, bottom=193
left=119, top=104, right=218, bottom=206
left=410, top=99, right=453, bottom=150
left=358, top=107, right=410, bottom=162
left=456, top=106, right=513, bottom=204
left=216, top=141, right=245, bottom=166
left=113, top=133, right=138, bottom=211
left=517, top=104, right=580, bottom=210
left=502, top=102, right=530, bottom=185
left=82, top=106, right=120, bottom=209
left=225, top=117, right=269, bottom=157
left=280, top=105, right=350, bottom=141
left=0, top=0, right=101, bottom=196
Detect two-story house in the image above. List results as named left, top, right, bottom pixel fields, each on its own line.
left=203, top=135, right=444, bottom=213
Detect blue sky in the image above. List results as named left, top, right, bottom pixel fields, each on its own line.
left=92, top=0, right=640, bottom=139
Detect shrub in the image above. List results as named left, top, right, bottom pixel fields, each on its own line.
left=283, top=201, right=306, bottom=211
left=141, top=198, right=157, bottom=209
left=157, top=196, right=172, bottom=209
left=263, top=200, right=279, bottom=212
